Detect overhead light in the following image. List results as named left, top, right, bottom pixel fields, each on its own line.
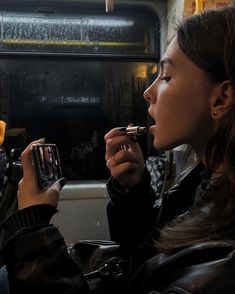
left=105, top=0, right=114, bottom=13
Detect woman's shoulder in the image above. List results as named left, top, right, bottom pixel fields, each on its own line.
left=129, top=239, right=235, bottom=294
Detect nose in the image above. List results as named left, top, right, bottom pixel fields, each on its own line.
left=143, top=80, right=156, bottom=103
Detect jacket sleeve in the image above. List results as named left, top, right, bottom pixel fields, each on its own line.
left=1, top=204, right=90, bottom=294
left=106, top=163, right=205, bottom=253
left=106, top=170, right=160, bottom=253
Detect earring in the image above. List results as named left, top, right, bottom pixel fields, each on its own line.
left=212, top=111, right=218, bottom=116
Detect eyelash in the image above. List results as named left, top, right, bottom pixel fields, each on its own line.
left=158, top=76, right=171, bottom=82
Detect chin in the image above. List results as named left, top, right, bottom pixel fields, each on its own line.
left=153, top=138, right=166, bottom=151
left=153, top=138, right=179, bottom=152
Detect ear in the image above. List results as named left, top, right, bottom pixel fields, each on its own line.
left=210, top=80, right=235, bottom=120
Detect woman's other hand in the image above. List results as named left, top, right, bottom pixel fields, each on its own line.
left=18, top=139, right=65, bottom=210
left=105, top=127, right=145, bottom=189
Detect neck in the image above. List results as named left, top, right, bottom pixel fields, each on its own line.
left=193, top=143, right=225, bottom=176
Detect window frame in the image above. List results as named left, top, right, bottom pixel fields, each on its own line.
left=0, top=3, right=162, bottom=181
left=0, top=5, right=160, bottom=60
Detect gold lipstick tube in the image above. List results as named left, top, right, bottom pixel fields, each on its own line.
left=125, top=126, right=147, bottom=135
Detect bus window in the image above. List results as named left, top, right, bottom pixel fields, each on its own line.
left=0, top=6, right=160, bottom=181
left=0, top=10, right=157, bottom=55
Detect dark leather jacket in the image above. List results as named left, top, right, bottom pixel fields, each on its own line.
left=2, top=163, right=235, bottom=293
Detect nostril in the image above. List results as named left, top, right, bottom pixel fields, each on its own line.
left=143, top=92, right=151, bottom=101
left=146, top=95, right=151, bottom=102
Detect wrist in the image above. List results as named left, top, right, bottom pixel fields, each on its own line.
left=107, top=168, right=153, bottom=204
left=1, top=204, right=58, bottom=239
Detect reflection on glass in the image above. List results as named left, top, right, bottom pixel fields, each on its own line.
left=0, top=59, right=158, bottom=180
left=0, top=11, right=157, bottom=54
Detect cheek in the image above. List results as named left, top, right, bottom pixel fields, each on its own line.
left=156, top=81, right=209, bottom=123
left=153, top=84, right=211, bottom=147
left=155, top=84, right=190, bottom=124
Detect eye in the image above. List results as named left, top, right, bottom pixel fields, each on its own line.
left=158, top=76, right=171, bottom=82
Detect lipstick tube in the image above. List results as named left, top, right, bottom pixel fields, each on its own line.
left=125, top=126, right=147, bottom=136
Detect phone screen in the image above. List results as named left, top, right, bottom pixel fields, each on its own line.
left=31, top=144, right=62, bottom=190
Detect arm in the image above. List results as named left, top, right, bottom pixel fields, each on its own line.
left=3, top=211, right=89, bottom=294
left=1, top=139, right=90, bottom=294
left=104, top=128, right=160, bottom=251
left=106, top=170, right=159, bottom=251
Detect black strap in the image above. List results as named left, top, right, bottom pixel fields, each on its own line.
left=83, top=256, right=127, bottom=280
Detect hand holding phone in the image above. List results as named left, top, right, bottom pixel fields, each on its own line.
left=17, top=139, right=65, bottom=210
left=31, top=144, right=62, bottom=191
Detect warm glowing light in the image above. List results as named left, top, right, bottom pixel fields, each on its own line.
left=136, top=64, right=158, bottom=79
left=194, top=0, right=204, bottom=14
left=0, top=121, right=6, bottom=146
left=105, top=0, right=114, bottom=13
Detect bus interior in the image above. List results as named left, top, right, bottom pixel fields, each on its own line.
left=0, top=0, right=232, bottom=244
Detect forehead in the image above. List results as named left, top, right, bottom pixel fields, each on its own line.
left=166, top=37, right=179, bottom=54
left=161, top=37, right=202, bottom=74
left=161, top=37, right=215, bottom=90
left=162, top=37, right=184, bottom=66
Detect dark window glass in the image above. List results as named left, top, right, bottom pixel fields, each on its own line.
left=0, top=11, right=157, bottom=55
left=0, top=6, right=160, bottom=180
left=0, top=59, right=158, bottom=180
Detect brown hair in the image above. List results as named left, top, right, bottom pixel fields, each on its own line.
left=157, top=4, right=235, bottom=252
left=177, top=4, right=235, bottom=178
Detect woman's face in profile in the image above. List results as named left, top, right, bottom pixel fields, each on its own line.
left=144, top=37, right=215, bottom=154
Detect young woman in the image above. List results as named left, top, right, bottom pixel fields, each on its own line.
left=1, top=4, right=235, bottom=294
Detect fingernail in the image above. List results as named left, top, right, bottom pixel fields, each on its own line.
left=119, top=127, right=127, bottom=132
left=59, top=177, right=67, bottom=189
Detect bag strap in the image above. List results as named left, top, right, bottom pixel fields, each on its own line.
left=83, top=256, right=127, bottom=280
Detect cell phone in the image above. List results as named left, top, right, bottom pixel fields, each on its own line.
left=30, top=143, right=62, bottom=191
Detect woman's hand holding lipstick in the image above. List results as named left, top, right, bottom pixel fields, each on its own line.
left=104, top=125, right=146, bottom=189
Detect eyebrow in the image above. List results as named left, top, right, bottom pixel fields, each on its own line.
left=159, top=57, right=176, bottom=69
